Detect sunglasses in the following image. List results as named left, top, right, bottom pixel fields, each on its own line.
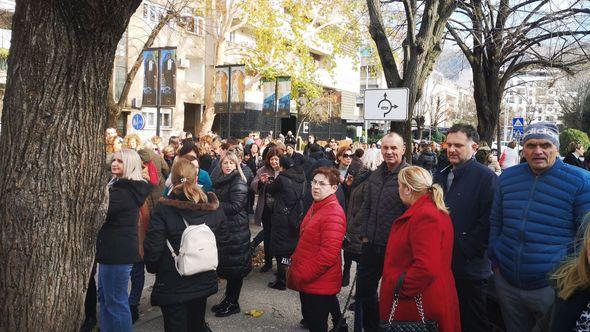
left=342, top=153, right=353, bottom=158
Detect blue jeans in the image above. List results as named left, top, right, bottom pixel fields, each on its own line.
left=98, top=264, right=133, bottom=332
left=129, top=261, right=144, bottom=306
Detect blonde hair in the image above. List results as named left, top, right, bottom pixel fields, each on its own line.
left=116, top=149, right=146, bottom=181
left=220, top=152, right=247, bottom=183
left=398, top=166, right=448, bottom=214
left=552, top=220, right=590, bottom=300
left=106, top=136, right=118, bottom=154
left=171, top=158, right=208, bottom=203
left=197, top=141, right=211, bottom=157
left=123, top=134, right=142, bottom=150
left=162, top=145, right=175, bottom=156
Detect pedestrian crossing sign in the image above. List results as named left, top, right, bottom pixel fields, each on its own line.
left=512, top=117, right=524, bottom=129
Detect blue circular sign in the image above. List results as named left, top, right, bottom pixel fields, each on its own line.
left=131, top=113, right=145, bottom=130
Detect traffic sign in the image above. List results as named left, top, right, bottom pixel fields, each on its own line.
left=132, top=113, right=145, bottom=130
left=512, top=117, right=524, bottom=138
left=364, top=88, right=409, bottom=121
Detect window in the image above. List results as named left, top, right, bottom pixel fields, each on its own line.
left=142, top=2, right=168, bottom=27
left=183, top=16, right=204, bottom=36
left=142, top=108, right=173, bottom=129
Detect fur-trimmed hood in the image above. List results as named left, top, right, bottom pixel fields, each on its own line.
left=158, top=192, right=219, bottom=211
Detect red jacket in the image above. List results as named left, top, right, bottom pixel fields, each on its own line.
left=379, top=194, right=461, bottom=332
left=287, top=194, right=346, bottom=295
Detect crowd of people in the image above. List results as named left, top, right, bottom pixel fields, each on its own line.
left=85, top=122, right=590, bottom=332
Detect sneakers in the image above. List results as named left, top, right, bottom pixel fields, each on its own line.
left=215, top=303, right=240, bottom=317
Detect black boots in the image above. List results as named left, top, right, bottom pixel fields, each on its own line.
left=211, top=297, right=229, bottom=313
left=214, top=302, right=240, bottom=317
left=268, top=260, right=287, bottom=290
left=268, top=280, right=286, bottom=290
left=330, top=318, right=349, bottom=332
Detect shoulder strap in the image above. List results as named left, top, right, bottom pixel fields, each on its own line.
left=166, top=217, right=190, bottom=257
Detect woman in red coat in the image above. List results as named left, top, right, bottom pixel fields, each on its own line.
left=287, top=167, right=347, bottom=332
left=379, top=166, right=461, bottom=332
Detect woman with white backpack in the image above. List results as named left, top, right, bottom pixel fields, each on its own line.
left=144, top=158, right=226, bottom=332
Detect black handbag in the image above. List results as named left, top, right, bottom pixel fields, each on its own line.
left=379, top=273, right=439, bottom=332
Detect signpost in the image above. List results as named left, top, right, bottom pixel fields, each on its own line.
left=363, top=88, right=409, bottom=121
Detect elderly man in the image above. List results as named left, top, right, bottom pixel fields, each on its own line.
left=489, top=122, right=590, bottom=332
left=357, top=132, right=409, bottom=331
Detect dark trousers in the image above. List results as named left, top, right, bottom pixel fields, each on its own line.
left=356, top=243, right=386, bottom=332
left=160, top=297, right=207, bottom=332
left=128, top=261, right=144, bottom=306
left=343, top=251, right=360, bottom=278
left=252, top=211, right=273, bottom=265
left=275, top=256, right=287, bottom=282
left=84, top=262, right=97, bottom=318
left=225, top=278, right=244, bottom=304
left=455, top=278, right=491, bottom=332
left=299, top=292, right=342, bottom=332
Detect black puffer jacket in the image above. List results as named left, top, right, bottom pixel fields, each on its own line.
left=213, top=170, right=252, bottom=279
left=343, top=169, right=371, bottom=255
left=359, top=162, right=409, bottom=247
left=97, top=179, right=152, bottom=264
left=143, top=193, right=225, bottom=306
left=267, top=166, right=306, bottom=257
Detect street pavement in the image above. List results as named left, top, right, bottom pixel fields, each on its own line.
left=134, top=221, right=358, bottom=331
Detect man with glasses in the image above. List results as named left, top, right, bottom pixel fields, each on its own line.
left=489, top=122, right=590, bottom=332
left=357, top=132, right=408, bottom=331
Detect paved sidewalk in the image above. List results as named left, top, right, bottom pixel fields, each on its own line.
left=134, top=222, right=357, bottom=331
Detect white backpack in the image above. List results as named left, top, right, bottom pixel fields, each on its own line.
left=167, top=219, right=218, bottom=276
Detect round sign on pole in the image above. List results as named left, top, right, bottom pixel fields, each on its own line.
left=132, top=113, right=145, bottom=130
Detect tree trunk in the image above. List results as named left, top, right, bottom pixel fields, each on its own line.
left=472, top=64, right=502, bottom=145
left=0, top=1, right=140, bottom=330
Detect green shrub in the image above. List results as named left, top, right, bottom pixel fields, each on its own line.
left=559, top=128, right=590, bottom=156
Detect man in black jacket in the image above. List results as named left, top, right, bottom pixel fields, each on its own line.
left=433, top=124, right=497, bottom=332
left=357, top=132, right=408, bottom=331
